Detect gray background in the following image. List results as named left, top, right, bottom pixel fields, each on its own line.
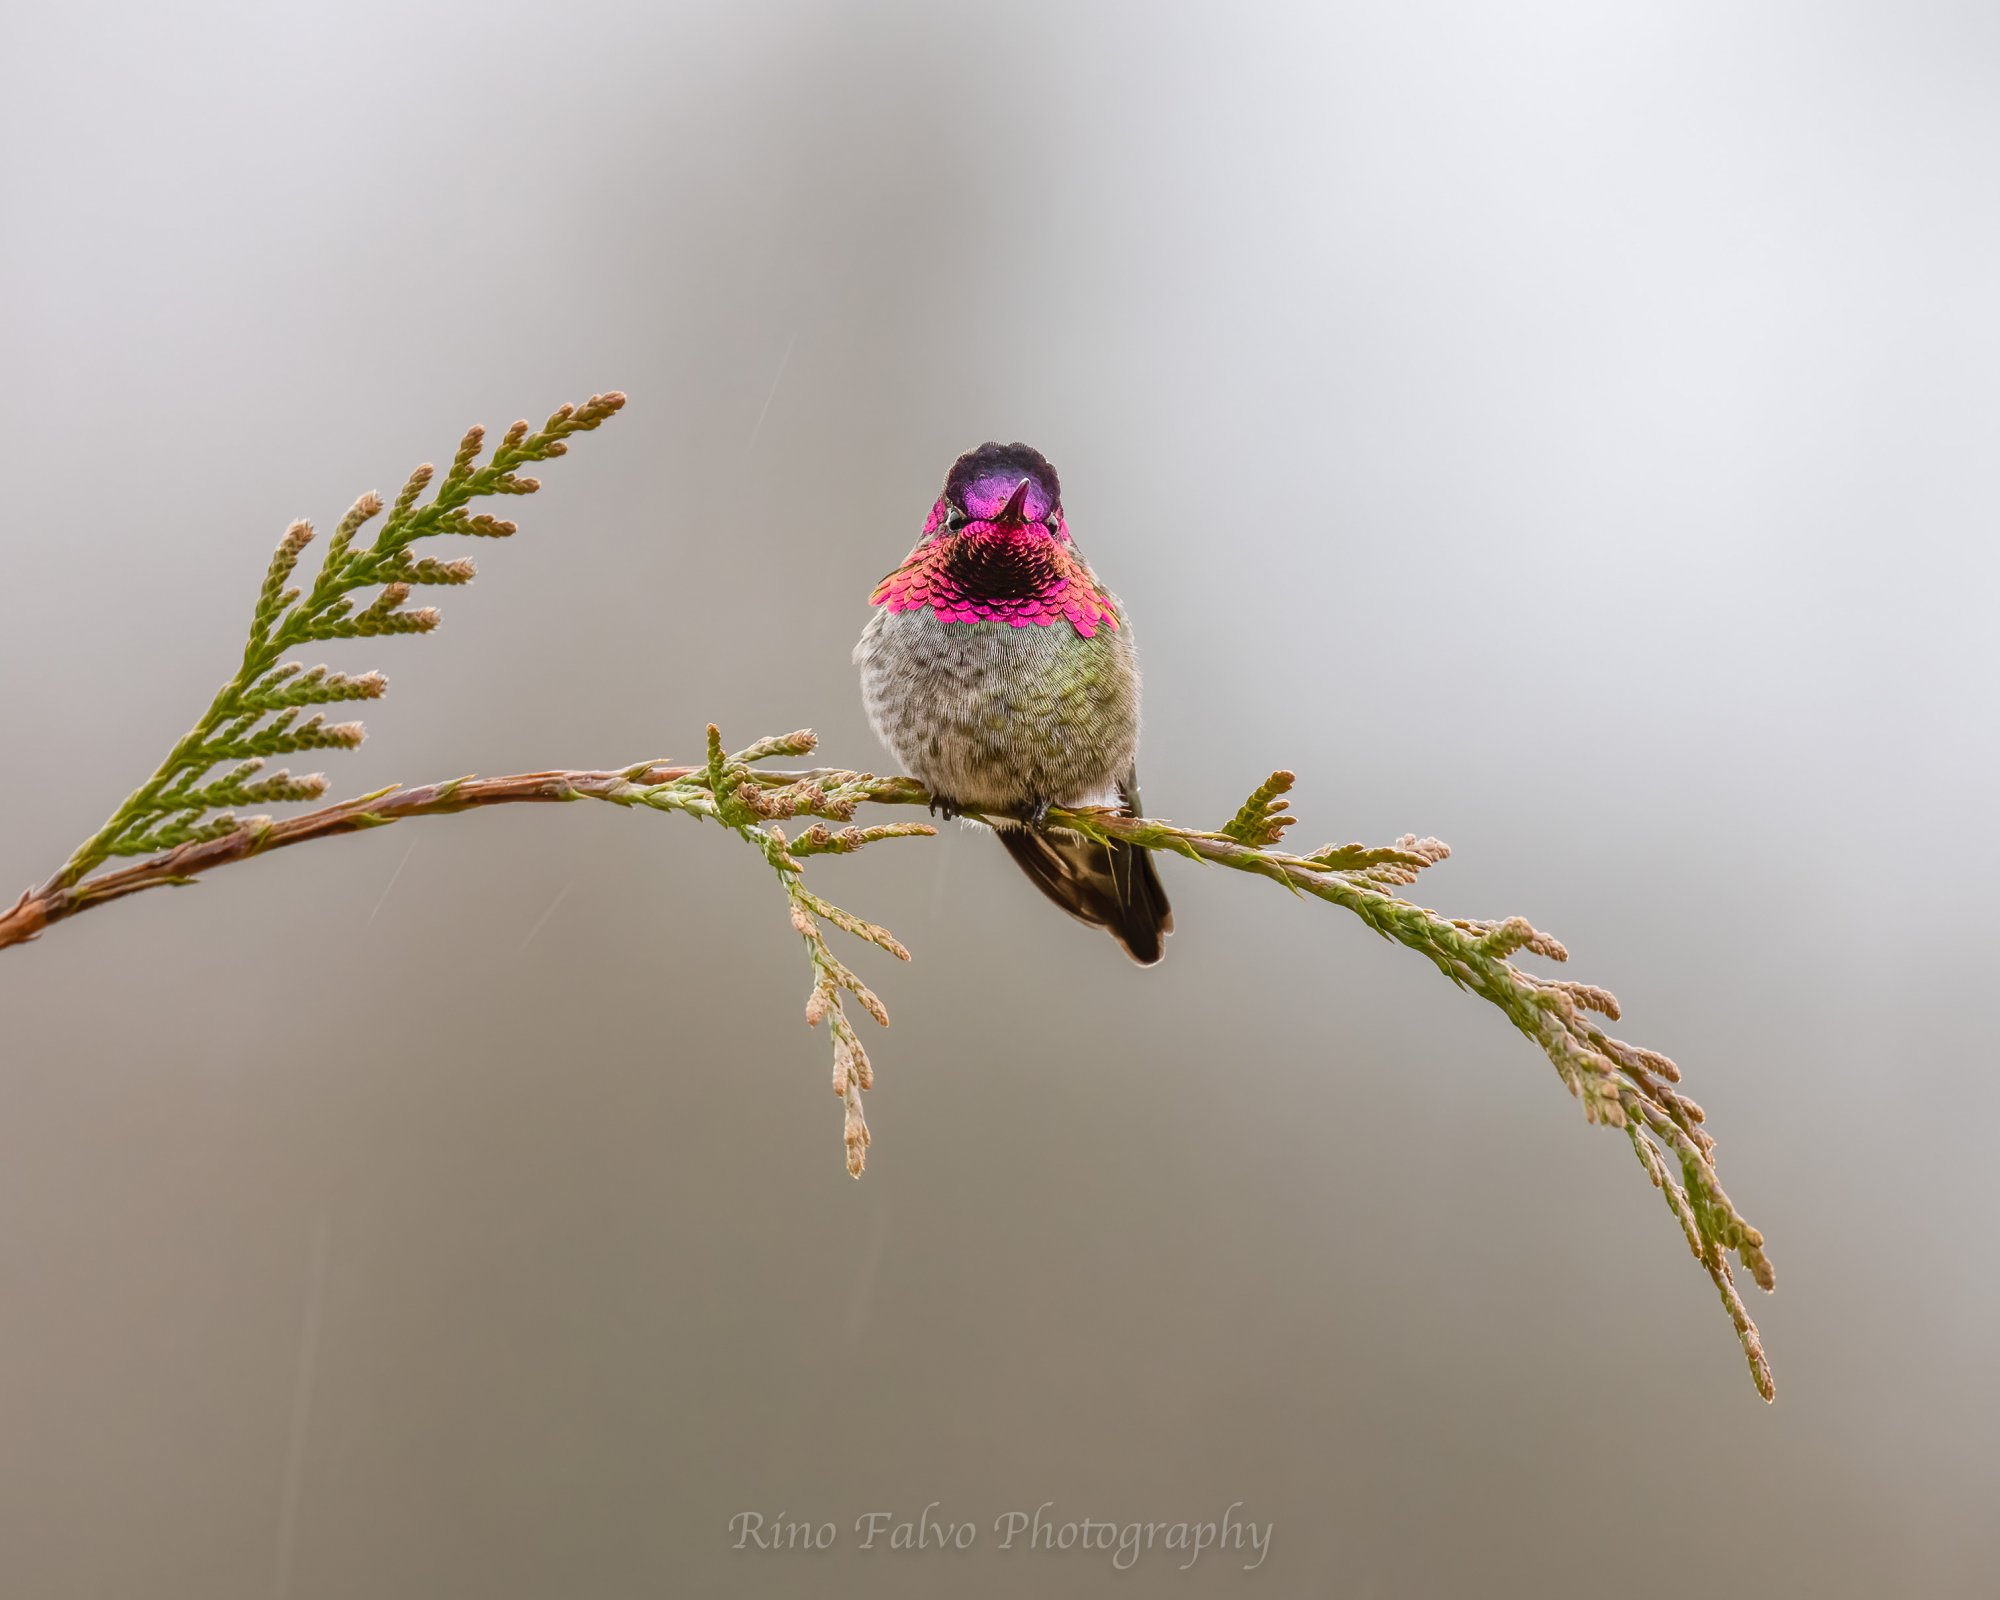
left=3, top=2, right=1996, bottom=1595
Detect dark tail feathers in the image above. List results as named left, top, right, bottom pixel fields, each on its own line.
left=996, top=823, right=1173, bottom=965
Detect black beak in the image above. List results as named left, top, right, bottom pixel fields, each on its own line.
left=997, top=478, right=1034, bottom=524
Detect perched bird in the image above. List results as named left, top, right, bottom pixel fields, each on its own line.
left=854, top=443, right=1172, bottom=963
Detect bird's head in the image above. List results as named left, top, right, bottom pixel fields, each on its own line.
left=871, top=439, right=1113, bottom=630
left=923, top=442, right=1068, bottom=542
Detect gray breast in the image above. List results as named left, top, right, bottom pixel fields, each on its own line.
left=854, top=607, right=1141, bottom=812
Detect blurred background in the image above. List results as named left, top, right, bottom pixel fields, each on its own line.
left=3, top=2, right=1997, bottom=1594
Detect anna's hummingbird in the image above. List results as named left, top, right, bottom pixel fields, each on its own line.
left=854, top=442, right=1172, bottom=964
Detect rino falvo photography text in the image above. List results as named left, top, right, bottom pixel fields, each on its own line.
left=729, top=1501, right=1274, bottom=1572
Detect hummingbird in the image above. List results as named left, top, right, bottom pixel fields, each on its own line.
left=854, top=442, right=1172, bottom=963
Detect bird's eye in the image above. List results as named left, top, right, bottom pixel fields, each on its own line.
left=945, top=509, right=968, bottom=530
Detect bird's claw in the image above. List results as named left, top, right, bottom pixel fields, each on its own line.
left=1021, top=798, right=1052, bottom=830
left=928, top=795, right=966, bottom=822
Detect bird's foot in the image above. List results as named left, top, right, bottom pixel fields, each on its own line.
left=1019, top=797, right=1053, bottom=830
left=928, top=794, right=967, bottom=822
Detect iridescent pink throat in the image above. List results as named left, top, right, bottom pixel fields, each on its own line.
left=869, top=499, right=1119, bottom=637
